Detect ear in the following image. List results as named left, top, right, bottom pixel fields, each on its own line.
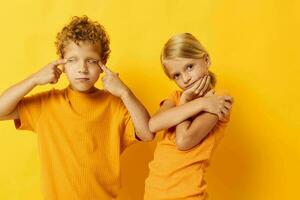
left=204, top=55, right=211, bottom=67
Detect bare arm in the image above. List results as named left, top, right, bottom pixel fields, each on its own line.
left=0, top=76, right=37, bottom=120
left=175, top=113, right=219, bottom=151
left=120, top=89, right=154, bottom=141
left=100, top=64, right=154, bottom=141
left=174, top=95, right=232, bottom=151
left=149, top=93, right=232, bottom=142
left=149, top=97, right=207, bottom=133
left=0, top=59, right=65, bottom=121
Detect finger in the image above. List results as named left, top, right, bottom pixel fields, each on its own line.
left=187, top=79, right=202, bottom=92
left=197, top=75, right=210, bottom=96
left=53, top=71, right=60, bottom=79
left=50, top=78, right=58, bottom=84
left=52, top=59, right=67, bottom=66
left=221, top=107, right=229, bottom=116
left=224, top=102, right=232, bottom=110
left=98, top=60, right=104, bottom=67
left=100, top=64, right=114, bottom=74
left=52, top=59, right=67, bottom=71
left=55, top=68, right=62, bottom=75
left=205, top=89, right=215, bottom=97
left=195, top=75, right=208, bottom=94
left=223, top=95, right=233, bottom=102
left=217, top=112, right=224, bottom=121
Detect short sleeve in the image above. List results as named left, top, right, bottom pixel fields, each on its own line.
left=159, top=90, right=182, bottom=107
left=14, top=91, right=49, bottom=132
left=118, top=101, right=137, bottom=152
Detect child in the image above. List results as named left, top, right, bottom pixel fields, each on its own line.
left=0, top=16, right=154, bottom=199
left=144, top=33, right=233, bottom=199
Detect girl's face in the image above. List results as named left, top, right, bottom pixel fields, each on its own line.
left=163, top=57, right=210, bottom=90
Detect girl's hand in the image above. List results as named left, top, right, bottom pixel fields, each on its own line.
left=201, top=91, right=233, bottom=121
left=31, top=59, right=66, bottom=85
left=99, top=62, right=130, bottom=98
left=180, top=75, right=211, bottom=104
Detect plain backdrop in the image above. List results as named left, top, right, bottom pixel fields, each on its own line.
left=0, top=0, right=299, bottom=199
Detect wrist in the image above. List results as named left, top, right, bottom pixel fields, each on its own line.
left=179, top=95, right=188, bottom=105
left=195, top=97, right=207, bottom=112
left=120, top=87, right=132, bottom=100
left=28, top=74, right=38, bottom=87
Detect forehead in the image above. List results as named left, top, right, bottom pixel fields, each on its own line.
left=164, top=58, right=198, bottom=74
left=64, top=41, right=101, bottom=58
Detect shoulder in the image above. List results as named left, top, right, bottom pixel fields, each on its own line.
left=160, top=90, right=182, bottom=106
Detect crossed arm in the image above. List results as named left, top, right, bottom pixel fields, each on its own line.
left=149, top=98, right=221, bottom=151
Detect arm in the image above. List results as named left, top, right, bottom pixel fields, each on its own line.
left=120, top=89, right=154, bottom=141
left=148, top=97, right=207, bottom=133
left=149, top=75, right=213, bottom=133
left=174, top=94, right=232, bottom=151
left=0, top=59, right=65, bottom=121
left=100, top=64, right=154, bottom=141
left=0, top=76, right=37, bottom=120
left=175, top=113, right=219, bottom=151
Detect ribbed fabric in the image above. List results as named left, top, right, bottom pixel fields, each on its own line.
left=14, top=85, right=136, bottom=200
left=144, top=90, right=229, bottom=200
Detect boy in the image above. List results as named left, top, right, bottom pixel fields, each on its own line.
left=0, top=16, right=154, bottom=199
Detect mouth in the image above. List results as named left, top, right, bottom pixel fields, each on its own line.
left=185, top=80, right=198, bottom=90
left=75, top=78, right=90, bottom=81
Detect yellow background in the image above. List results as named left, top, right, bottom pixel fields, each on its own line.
left=0, top=0, right=299, bottom=199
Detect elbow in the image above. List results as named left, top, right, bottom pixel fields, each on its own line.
left=149, top=117, right=159, bottom=133
left=141, top=130, right=155, bottom=142
left=136, top=127, right=155, bottom=142
left=175, top=135, right=192, bottom=151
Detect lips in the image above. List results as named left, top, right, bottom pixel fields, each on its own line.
left=185, top=80, right=198, bottom=90
left=75, top=78, right=90, bottom=82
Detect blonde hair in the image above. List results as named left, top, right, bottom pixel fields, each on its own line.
left=161, top=33, right=216, bottom=87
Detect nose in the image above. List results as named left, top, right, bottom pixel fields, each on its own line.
left=182, top=73, right=191, bottom=84
left=78, top=61, right=88, bottom=74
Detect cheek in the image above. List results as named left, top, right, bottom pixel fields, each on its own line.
left=89, top=67, right=101, bottom=78
left=174, top=80, right=185, bottom=89
left=193, top=68, right=208, bottom=79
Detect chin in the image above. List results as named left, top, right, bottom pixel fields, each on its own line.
left=72, top=84, right=95, bottom=93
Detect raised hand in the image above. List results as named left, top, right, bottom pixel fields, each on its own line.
left=202, top=91, right=233, bottom=121
left=31, top=59, right=66, bottom=85
left=180, top=75, right=211, bottom=104
left=98, top=61, right=130, bottom=98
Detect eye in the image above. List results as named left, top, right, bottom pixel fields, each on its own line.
left=87, top=59, right=98, bottom=65
left=173, top=74, right=180, bottom=80
left=186, top=64, right=194, bottom=71
left=67, top=58, right=77, bottom=63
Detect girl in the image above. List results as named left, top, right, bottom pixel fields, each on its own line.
left=144, top=33, right=233, bottom=199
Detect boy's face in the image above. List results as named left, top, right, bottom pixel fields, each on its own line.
left=164, top=57, right=209, bottom=90
left=63, top=41, right=103, bottom=93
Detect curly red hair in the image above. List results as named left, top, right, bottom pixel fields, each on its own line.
left=55, top=16, right=110, bottom=64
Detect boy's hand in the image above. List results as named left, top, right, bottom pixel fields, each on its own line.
left=180, top=75, right=211, bottom=104
left=31, top=59, right=66, bottom=85
left=99, top=62, right=130, bottom=98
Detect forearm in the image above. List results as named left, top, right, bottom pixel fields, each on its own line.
left=121, top=89, right=154, bottom=141
left=175, top=113, right=218, bottom=151
left=0, top=75, right=37, bottom=116
left=149, top=98, right=206, bottom=132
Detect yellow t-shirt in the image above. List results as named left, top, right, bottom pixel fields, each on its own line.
left=14, top=86, right=137, bottom=200
left=144, top=91, right=229, bottom=200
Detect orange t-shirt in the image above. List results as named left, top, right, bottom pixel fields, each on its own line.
left=144, top=91, right=229, bottom=200
left=14, top=86, right=137, bottom=200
